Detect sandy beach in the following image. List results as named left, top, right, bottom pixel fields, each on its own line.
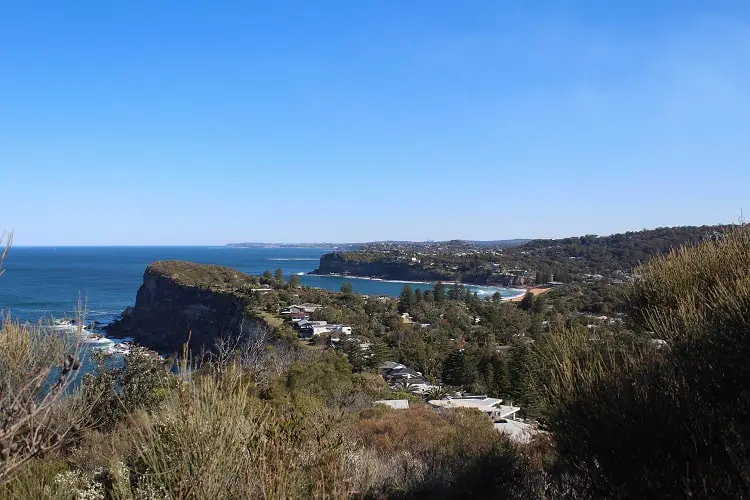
left=509, top=286, right=553, bottom=302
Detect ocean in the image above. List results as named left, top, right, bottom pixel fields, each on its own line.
left=0, top=246, right=524, bottom=326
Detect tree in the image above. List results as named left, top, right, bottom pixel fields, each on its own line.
left=341, top=339, right=368, bottom=372
left=398, top=285, right=415, bottom=313
left=492, top=291, right=502, bottom=302
left=414, top=288, right=423, bottom=303
left=340, top=283, right=353, bottom=297
left=535, top=270, right=551, bottom=285
left=274, top=268, right=285, bottom=283
left=366, top=341, right=393, bottom=369
left=423, top=386, right=451, bottom=401
left=289, top=275, right=301, bottom=288
left=519, top=292, right=534, bottom=311
left=262, top=269, right=273, bottom=281
left=532, top=294, right=546, bottom=314
left=434, top=281, right=446, bottom=303
left=442, top=349, right=478, bottom=387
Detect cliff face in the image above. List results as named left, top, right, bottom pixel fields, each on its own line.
left=107, top=261, right=265, bottom=354
left=314, top=253, right=453, bottom=282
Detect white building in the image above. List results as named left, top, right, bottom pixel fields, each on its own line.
left=299, top=321, right=352, bottom=339
left=375, top=399, right=410, bottom=410
left=428, top=396, right=520, bottom=422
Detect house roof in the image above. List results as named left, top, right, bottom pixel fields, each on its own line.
left=392, top=377, right=427, bottom=386
left=298, top=320, right=327, bottom=328
left=378, top=361, right=402, bottom=370
left=386, top=367, right=422, bottom=378
left=375, top=400, right=410, bottom=410
left=494, top=420, right=536, bottom=443
left=428, top=397, right=515, bottom=414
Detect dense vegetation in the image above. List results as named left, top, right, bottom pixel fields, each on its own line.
left=1, top=224, right=749, bottom=498
left=317, top=224, right=731, bottom=285
left=147, top=260, right=259, bottom=291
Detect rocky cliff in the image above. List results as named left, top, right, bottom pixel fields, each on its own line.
left=107, top=261, right=267, bottom=354
left=313, top=253, right=453, bottom=282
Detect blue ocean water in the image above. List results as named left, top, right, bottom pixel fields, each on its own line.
left=0, top=246, right=524, bottom=325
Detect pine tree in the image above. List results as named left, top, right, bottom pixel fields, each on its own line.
left=519, top=292, right=534, bottom=311
left=434, top=281, right=446, bottom=303
left=492, top=355, right=511, bottom=397
left=398, top=285, right=415, bottom=313
left=289, top=275, right=301, bottom=288
left=366, top=341, right=393, bottom=369
left=274, top=268, right=285, bottom=282
left=341, top=339, right=367, bottom=372
left=532, top=294, right=546, bottom=314
left=442, top=349, right=478, bottom=387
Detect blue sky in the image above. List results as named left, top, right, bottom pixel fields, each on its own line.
left=2, top=1, right=749, bottom=245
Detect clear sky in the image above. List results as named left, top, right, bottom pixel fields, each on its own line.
left=2, top=1, right=749, bottom=245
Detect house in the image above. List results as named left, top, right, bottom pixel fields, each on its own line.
left=295, top=320, right=327, bottom=330
left=428, top=396, right=520, bottom=422
left=300, top=323, right=334, bottom=338
left=381, top=364, right=422, bottom=382
left=299, top=321, right=352, bottom=339
left=378, top=361, right=437, bottom=394
left=375, top=399, right=410, bottom=410
left=282, top=303, right=322, bottom=315
left=494, top=420, right=537, bottom=443
left=378, top=361, right=402, bottom=377
left=286, top=311, right=310, bottom=321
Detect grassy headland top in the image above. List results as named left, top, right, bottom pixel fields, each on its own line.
left=147, top=260, right=258, bottom=291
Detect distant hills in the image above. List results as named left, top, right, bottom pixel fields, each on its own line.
left=226, top=242, right=354, bottom=250
left=226, top=239, right=531, bottom=251
left=311, top=225, right=737, bottom=286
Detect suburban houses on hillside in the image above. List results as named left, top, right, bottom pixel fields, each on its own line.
left=293, top=319, right=353, bottom=339
left=376, top=361, right=537, bottom=443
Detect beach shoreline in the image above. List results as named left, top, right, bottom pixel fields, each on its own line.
left=306, top=272, right=527, bottom=299
left=508, top=286, right=553, bottom=302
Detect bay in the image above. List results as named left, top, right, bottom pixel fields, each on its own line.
left=0, top=246, right=524, bottom=325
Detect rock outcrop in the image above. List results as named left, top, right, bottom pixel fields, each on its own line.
left=107, top=261, right=266, bottom=354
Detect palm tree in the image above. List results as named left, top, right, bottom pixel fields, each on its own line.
left=423, top=386, right=450, bottom=401
left=392, top=380, right=420, bottom=393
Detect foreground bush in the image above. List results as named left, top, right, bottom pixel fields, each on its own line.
left=349, top=405, right=544, bottom=498
left=530, top=225, right=750, bottom=498
left=0, top=317, right=88, bottom=485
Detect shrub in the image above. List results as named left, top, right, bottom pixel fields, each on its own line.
left=531, top=225, right=750, bottom=498
left=348, top=405, right=542, bottom=498
left=81, top=350, right=173, bottom=430
left=123, top=368, right=353, bottom=499
left=0, top=317, right=88, bottom=484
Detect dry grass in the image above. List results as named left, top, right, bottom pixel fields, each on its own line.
left=148, top=260, right=258, bottom=291
left=0, top=315, right=90, bottom=485
left=115, top=367, right=354, bottom=499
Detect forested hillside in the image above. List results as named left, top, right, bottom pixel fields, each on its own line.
left=315, top=224, right=733, bottom=285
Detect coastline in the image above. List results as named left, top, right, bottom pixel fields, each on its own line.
left=306, top=272, right=527, bottom=300
left=508, top=286, right=553, bottom=302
